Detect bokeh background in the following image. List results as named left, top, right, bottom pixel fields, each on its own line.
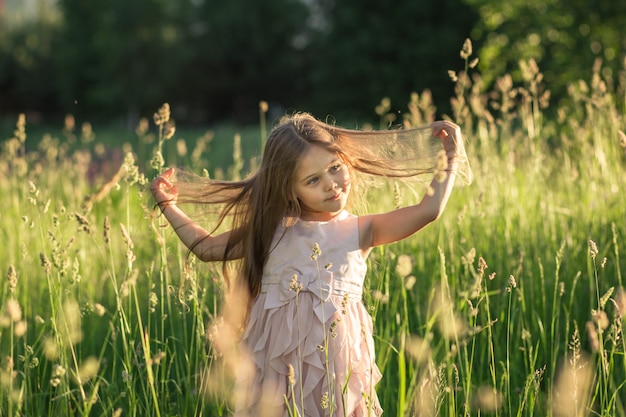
left=1, top=0, right=623, bottom=127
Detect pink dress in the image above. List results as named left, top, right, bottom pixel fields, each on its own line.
left=237, top=210, right=383, bottom=417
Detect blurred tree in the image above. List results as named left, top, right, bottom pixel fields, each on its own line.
left=305, top=0, right=477, bottom=123
left=182, top=0, right=311, bottom=124
left=464, top=0, right=626, bottom=103
left=55, top=0, right=190, bottom=124
left=0, top=19, right=60, bottom=117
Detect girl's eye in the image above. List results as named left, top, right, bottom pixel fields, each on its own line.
left=307, top=177, right=319, bottom=185
left=330, top=164, right=341, bottom=173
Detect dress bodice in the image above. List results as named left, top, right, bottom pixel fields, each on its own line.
left=260, top=210, right=367, bottom=312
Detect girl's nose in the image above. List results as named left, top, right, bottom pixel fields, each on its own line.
left=325, top=177, right=338, bottom=191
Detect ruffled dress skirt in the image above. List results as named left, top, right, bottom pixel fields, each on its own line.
left=233, top=211, right=383, bottom=417
left=236, top=291, right=382, bottom=417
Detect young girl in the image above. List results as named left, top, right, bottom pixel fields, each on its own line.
left=151, top=113, right=470, bottom=417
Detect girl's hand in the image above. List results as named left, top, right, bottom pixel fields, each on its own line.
left=151, top=168, right=178, bottom=209
left=431, top=120, right=463, bottom=158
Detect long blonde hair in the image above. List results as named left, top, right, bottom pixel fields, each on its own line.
left=172, top=113, right=470, bottom=301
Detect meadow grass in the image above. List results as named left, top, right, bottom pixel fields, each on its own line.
left=0, top=48, right=625, bottom=416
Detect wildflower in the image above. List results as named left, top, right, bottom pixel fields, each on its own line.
left=447, top=70, right=458, bottom=83
left=93, top=303, right=106, bottom=317
left=7, top=265, right=17, bottom=292
left=341, top=293, right=349, bottom=315
left=508, top=275, right=517, bottom=289
left=153, top=103, right=171, bottom=126
left=14, top=321, right=27, bottom=337
left=50, top=364, right=66, bottom=387
left=74, top=213, right=91, bottom=233
left=460, top=38, right=473, bottom=59
left=375, top=97, right=391, bottom=117
left=289, top=274, right=302, bottom=293
left=589, top=240, right=599, bottom=260
left=120, top=223, right=134, bottom=249
left=329, top=320, right=338, bottom=338
left=259, top=101, right=269, bottom=113
left=103, top=216, right=110, bottom=244
left=478, top=257, right=488, bottom=275
left=149, top=292, right=158, bottom=313
left=163, top=121, right=176, bottom=140
left=320, top=391, right=329, bottom=409
left=15, top=113, right=26, bottom=144
left=122, top=370, right=132, bottom=383
left=310, top=243, right=322, bottom=260
left=395, top=254, right=413, bottom=278
left=77, top=357, right=99, bottom=384
left=123, top=152, right=143, bottom=185
left=406, top=335, right=430, bottom=364
left=43, top=337, right=59, bottom=360
left=5, top=299, right=21, bottom=322
left=287, top=364, right=296, bottom=386
left=150, top=151, right=165, bottom=171
left=405, top=276, right=416, bottom=291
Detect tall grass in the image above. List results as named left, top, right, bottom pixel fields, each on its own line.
left=0, top=42, right=625, bottom=416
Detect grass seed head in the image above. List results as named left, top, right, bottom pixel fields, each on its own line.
left=7, top=265, right=17, bottom=292
left=39, top=253, right=52, bottom=275
left=5, top=299, right=22, bottom=322
left=588, top=240, right=599, bottom=260
left=76, top=357, right=99, bottom=385
left=154, top=103, right=171, bottom=126
left=310, top=242, right=322, bottom=260
left=460, top=38, right=473, bottom=60
left=395, top=254, right=413, bottom=278
left=103, top=216, right=111, bottom=244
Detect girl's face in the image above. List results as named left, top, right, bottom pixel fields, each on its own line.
left=293, top=145, right=351, bottom=221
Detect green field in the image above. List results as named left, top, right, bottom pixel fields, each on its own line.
left=1, top=56, right=625, bottom=416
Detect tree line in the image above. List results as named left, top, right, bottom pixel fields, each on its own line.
left=0, top=0, right=623, bottom=126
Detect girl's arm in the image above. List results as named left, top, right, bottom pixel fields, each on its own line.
left=359, top=120, right=463, bottom=252
left=151, top=168, right=240, bottom=262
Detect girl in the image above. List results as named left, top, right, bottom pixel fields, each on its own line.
left=151, top=113, right=470, bottom=417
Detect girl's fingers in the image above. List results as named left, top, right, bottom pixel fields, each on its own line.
left=161, top=167, right=175, bottom=178
left=431, top=120, right=457, bottom=138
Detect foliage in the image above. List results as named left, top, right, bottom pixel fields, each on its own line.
left=6, top=0, right=623, bottom=124
left=464, top=0, right=626, bottom=104
left=306, top=0, right=476, bottom=122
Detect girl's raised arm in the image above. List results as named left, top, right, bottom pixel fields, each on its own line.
left=358, top=120, right=463, bottom=253
left=151, top=168, right=241, bottom=262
